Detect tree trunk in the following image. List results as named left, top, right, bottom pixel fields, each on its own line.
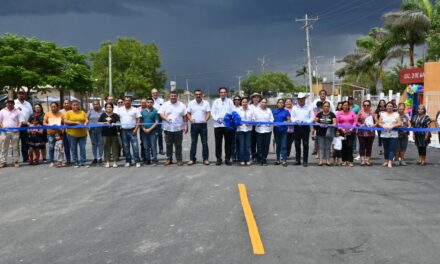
left=59, top=88, right=64, bottom=106
left=410, top=44, right=415, bottom=67
left=376, top=79, right=384, bottom=96
left=7, top=87, right=14, bottom=99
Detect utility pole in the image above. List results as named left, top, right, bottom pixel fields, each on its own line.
left=186, top=79, right=190, bottom=105
left=296, top=14, right=318, bottom=101
left=258, top=56, right=268, bottom=72
left=314, top=58, right=319, bottom=91
left=236, top=76, right=242, bottom=95
left=332, top=56, right=336, bottom=96
left=108, top=44, right=113, bottom=96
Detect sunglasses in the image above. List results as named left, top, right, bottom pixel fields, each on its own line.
left=363, top=104, right=370, bottom=107
left=117, top=101, right=123, bottom=104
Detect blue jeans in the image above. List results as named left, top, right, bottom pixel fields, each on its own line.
left=63, top=131, right=71, bottom=162
left=141, top=131, right=158, bottom=162
left=47, top=134, right=56, bottom=162
left=382, top=137, right=398, bottom=161
left=89, top=128, right=103, bottom=160
left=121, top=129, right=140, bottom=163
left=257, top=132, right=271, bottom=163
left=274, top=129, right=287, bottom=161
left=237, top=131, right=252, bottom=162
left=190, top=123, right=209, bottom=161
left=68, top=135, right=87, bottom=165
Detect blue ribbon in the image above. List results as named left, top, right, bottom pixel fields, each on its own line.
left=1, top=120, right=439, bottom=133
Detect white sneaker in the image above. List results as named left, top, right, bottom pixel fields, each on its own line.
left=246, top=161, right=252, bottom=166
left=240, top=162, right=245, bottom=166
left=105, top=162, right=110, bottom=168
left=136, top=162, right=141, bottom=168
left=124, top=162, right=130, bottom=167
left=113, top=162, right=118, bottom=168
left=354, top=155, right=360, bottom=161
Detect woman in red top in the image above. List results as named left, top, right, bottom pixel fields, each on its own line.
left=357, top=100, right=376, bottom=166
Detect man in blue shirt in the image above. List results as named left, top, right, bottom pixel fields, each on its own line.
left=140, top=98, right=159, bottom=165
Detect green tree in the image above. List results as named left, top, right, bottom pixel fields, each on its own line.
left=383, top=0, right=433, bottom=67
left=0, top=33, right=91, bottom=100
left=90, top=37, right=166, bottom=99
left=428, top=0, right=440, bottom=61
left=241, top=72, right=300, bottom=96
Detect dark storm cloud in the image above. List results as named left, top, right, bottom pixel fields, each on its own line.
left=1, top=0, right=402, bottom=32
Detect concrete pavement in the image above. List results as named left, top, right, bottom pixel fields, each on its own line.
left=1, top=128, right=440, bottom=264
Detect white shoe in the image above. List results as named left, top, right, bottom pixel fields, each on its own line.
left=105, top=162, right=110, bottom=168
left=136, top=163, right=141, bottom=168
left=354, top=155, right=360, bottom=160
left=112, top=162, right=118, bottom=168
left=246, top=161, right=252, bottom=166
left=240, top=162, right=245, bottom=166
left=124, top=162, right=130, bottom=167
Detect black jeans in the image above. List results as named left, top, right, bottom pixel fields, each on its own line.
left=190, top=123, right=209, bottom=161
left=19, top=128, right=29, bottom=162
left=342, top=133, right=355, bottom=162
left=251, top=126, right=258, bottom=159
left=294, top=126, right=310, bottom=163
left=164, top=131, right=183, bottom=161
left=257, top=132, right=271, bottom=163
left=214, top=127, right=233, bottom=161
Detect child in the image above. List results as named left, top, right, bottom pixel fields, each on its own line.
left=27, top=118, right=45, bottom=165
left=332, top=129, right=345, bottom=166
left=54, top=133, right=65, bottom=167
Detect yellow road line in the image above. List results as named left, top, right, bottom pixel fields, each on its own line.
left=238, top=183, right=265, bottom=255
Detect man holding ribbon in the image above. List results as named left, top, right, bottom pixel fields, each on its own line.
left=211, top=87, right=234, bottom=166
left=158, top=91, right=188, bottom=166
left=291, top=92, right=314, bottom=167
left=0, top=99, right=24, bottom=168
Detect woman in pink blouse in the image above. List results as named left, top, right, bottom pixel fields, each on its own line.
left=336, top=101, right=357, bottom=167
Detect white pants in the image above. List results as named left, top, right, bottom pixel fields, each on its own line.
left=0, top=132, right=20, bottom=165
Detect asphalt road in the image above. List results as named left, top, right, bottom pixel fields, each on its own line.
left=1, top=128, right=440, bottom=264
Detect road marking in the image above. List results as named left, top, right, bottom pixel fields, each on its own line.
left=238, top=183, right=265, bottom=255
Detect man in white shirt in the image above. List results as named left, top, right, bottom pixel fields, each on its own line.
left=249, top=93, right=261, bottom=162
left=311, top=89, right=335, bottom=112
left=211, top=87, right=234, bottom=165
left=118, top=96, right=141, bottom=168
left=158, top=91, right=188, bottom=166
left=187, top=89, right=211, bottom=166
left=0, top=99, right=24, bottom=168
left=152, top=88, right=165, bottom=155
left=15, top=88, right=33, bottom=162
left=291, top=92, right=315, bottom=167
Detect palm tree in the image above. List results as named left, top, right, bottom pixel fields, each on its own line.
left=383, top=0, right=432, bottom=67
left=295, top=66, right=308, bottom=90
left=338, top=27, right=408, bottom=94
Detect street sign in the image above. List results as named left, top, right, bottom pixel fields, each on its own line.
left=400, top=68, right=424, bottom=84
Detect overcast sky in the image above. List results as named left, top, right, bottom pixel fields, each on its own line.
left=0, top=0, right=403, bottom=93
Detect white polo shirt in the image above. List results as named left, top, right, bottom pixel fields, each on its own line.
left=237, top=107, right=255, bottom=132
left=254, top=108, right=274, bottom=133
left=187, top=99, right=210, bottom=123
left=211, top=98, right=234, bottom=128
left=118, top=106, right=141, bottom=129
left=14, top=99, right=33, bottom=123
left=158, top=100, right=187, bottom=132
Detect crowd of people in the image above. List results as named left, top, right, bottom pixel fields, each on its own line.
left=0, top=87, right=439, bottom=169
